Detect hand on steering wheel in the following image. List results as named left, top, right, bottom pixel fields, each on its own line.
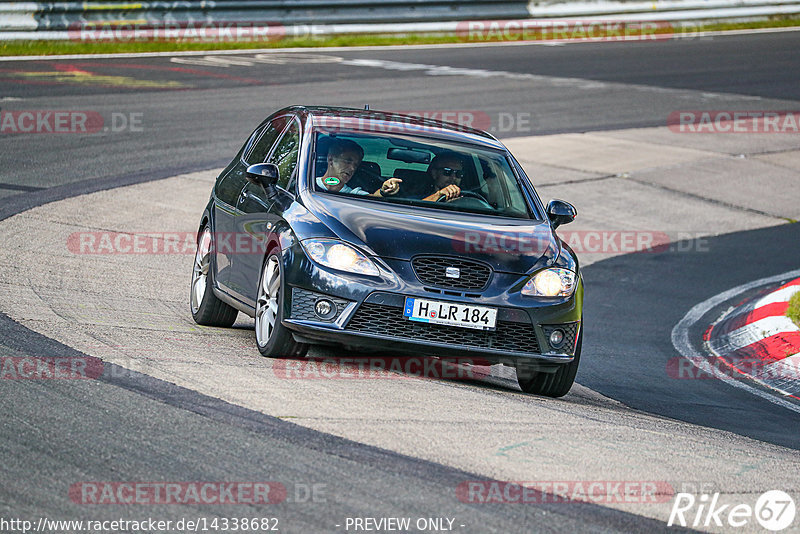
left=435, top=184, right=461, bottom=202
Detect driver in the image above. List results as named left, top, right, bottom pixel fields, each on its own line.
left=420, top=151, right=466, bottom=202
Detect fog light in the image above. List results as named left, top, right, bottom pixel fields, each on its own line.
left=314, top=299, right=335, bottom=319
left=549, top=329, right=565, bottom=348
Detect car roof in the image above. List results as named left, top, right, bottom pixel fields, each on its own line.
left=277, top=105, right=506, bottom=151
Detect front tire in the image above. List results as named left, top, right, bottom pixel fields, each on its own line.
left=255, top=253, right=308, bottom=359
left=190, top=226, right=238, bottom=327
left=516, top=327, right=582, bottom=398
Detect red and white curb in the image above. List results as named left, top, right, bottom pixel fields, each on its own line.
left=706, top=277, right=800, bottom=397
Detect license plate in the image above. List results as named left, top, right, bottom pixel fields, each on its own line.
left=403, top=297, right=497, bottom=331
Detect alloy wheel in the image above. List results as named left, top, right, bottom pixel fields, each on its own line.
left=256, top=255, right=280, bottom=347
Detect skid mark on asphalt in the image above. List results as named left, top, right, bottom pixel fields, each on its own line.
left=66, top=61, right=265, bottom=84
left=0, top=61, right=267, bottom=92
left=0, top=63, right=186, bottom=89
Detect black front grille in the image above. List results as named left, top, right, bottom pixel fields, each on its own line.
left=346, top=303, right=539, bottom=354
left=411, top=256, right=491, bottom=290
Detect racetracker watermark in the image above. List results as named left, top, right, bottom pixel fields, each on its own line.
left=455, top=19, right=700, bottom=42
left=273, top=357, right=489, bottom=380
left=69, top=21, right=286, bottom=42
left=315, top=110, right=535, bottom=135
left=667, top=357, right=800, bottom=380
left=668, top=111, right=800, bottom=133
left=67, top=230, right=712, bottom=256
left=0, top=356, right=103, bottom=380
left=450, top=230, right=707, bottom=255
left=456, top=481, right=674, bottom=504
left=67, top=232, right=264, bottom=255
left=0, top=110, right=142, bottom=134
left=394, top=110, right=491, bottom=131
left=69, top=482, right=287, bottom=505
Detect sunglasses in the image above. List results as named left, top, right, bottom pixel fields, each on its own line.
left=435, top=167, right=464, bottom=179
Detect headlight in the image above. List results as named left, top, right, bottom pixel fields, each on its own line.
left=302, top=239, right=379, bottom=277
left=522, top=268, right=576, bottom=297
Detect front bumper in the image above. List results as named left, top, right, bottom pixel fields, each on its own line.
left=284, top=289, right=581, bottom=369
left=280, top=243, right=582, bottom=368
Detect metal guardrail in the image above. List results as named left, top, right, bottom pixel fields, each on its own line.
left=2, top=0, right=530, bottom=30
left=1, top=0, right=799, bottom=39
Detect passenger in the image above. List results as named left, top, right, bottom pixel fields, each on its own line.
left=317, top=139, right=402, bottom=197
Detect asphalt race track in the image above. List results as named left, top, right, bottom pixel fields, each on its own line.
left=1, top=30, right=800, bottom=533
left=583, top=223, right=800, bottom=448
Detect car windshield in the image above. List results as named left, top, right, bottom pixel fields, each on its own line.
left=311, top=130, right=533, bottom=219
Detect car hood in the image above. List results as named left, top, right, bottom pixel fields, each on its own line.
left=305, top=194, right=558, bottom=274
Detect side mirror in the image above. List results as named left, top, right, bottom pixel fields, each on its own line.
left=246, top=163, right=280, bottom=198
left=546, top=199, right=577, bottom=229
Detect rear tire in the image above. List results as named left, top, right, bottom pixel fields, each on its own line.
left=255, top=253, right=308, bottom=359
left=516, top=326, right=582, bottom=398
left=190, top=226, right=238, bottom=327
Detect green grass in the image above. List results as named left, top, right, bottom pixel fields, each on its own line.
left=0, top=33, right=462, bottom=56
left=696, top=16, right=800, bottom=32
left=1, top=16, right=799, bottom=56
left=788, top=291, right=800, bottom=328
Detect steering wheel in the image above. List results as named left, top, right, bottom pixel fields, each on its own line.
left=437, top=190, right=492, bottom=207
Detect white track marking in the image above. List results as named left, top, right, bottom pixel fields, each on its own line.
left=170, top=52, right=343, bottom=67
left=164, top=53, right=760, bottom=101
left=172, top=56, right=237, bottom=67
left=251, top=53, right=343, bottom=63
left=671, top=268, right=800, bottom=414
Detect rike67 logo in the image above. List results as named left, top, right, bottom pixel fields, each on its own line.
left=668, top=490, right=796, bottom=531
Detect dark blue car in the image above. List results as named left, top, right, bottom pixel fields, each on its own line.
left=190, top=106, right=582, bottom=397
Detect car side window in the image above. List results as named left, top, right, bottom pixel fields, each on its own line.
left=268, top=120, right=300, bottom=189
left=244, top=117, right=286, bottom=165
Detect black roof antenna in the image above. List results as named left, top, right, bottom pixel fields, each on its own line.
left=364, top=104, right=370, bottom=110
